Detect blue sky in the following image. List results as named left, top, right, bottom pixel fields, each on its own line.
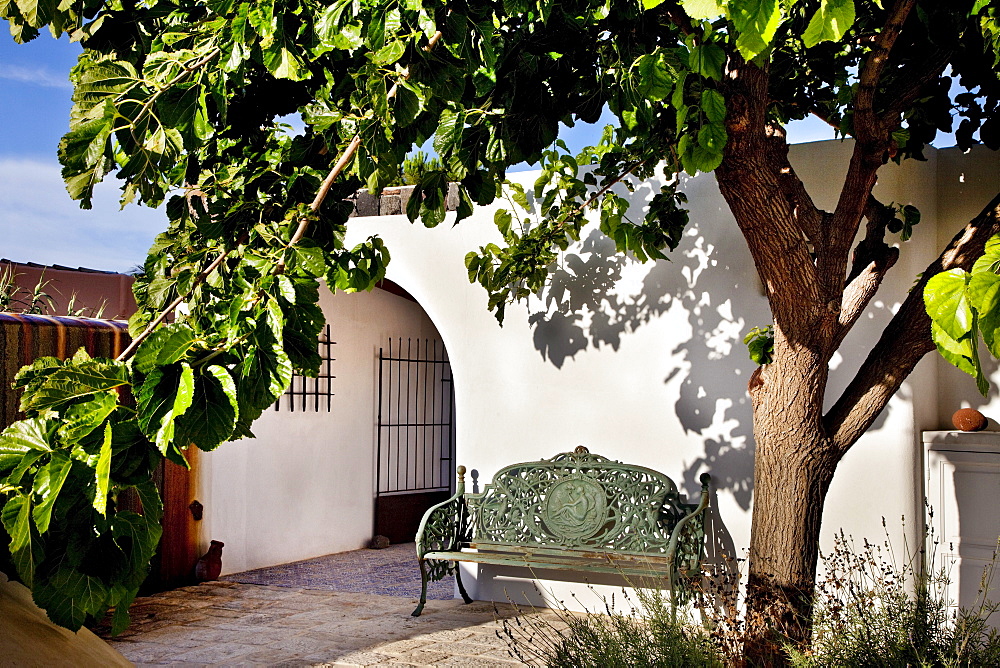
left=0, top=33, right=848, bottom=274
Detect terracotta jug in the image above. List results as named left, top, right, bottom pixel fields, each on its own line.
left=194, top=540, right=224, bottom=582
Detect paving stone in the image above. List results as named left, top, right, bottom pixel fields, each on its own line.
left=170, top=641, right=259, bottom=663
left=435, top=656, right=522, bottom=667
left=422, top=639, right=493, bottom=656
left=272, top=634, right=356, bottom=655
left=98, top=544, right=566, bottom=666
left=367, top=638, right=433, bottom=655
left=325, top=649, right=393, bottom=666
left=397, top=648, right=451, bottom=664
left=409, top=628, right=474, bottom=642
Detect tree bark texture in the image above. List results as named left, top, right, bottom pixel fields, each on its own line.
left=714, top=59, right=1000, bottom=664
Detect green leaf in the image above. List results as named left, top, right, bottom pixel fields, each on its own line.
left=2, top=494, right=41, bottom=586
left=332, top=23, right=364, bottom=50
left=372, top=38, right=406, bottom=65
left=20, top=360, right=128, bottom=413
left=137, top=363, right=195, bottom=460
left=687, top=43, right=726, bottom=80
left=0, top=418, right=53, bottom=467
left=924, top=268, right=973, bottom=342
left=930, top=320, right=975, bottom=376
left=2, top=493, right=32, bottom=552
left=293, top=241, right=327, bottom=277
left=635, top=52, right=671, bottom=101
left=730, top=0, right=783, bottom=60
left=263, top=46, right=310, bottom=81
left=803, top=0, right=856, bottom=49
left=701, top=88, right=726, bottom=123
left=31, top=452, right=72, bottom=535
left=174, top=365, right=238, bottom=452
left=680, top=0, right=725, bottom=20
left=33, top=567, right=110, bottom=632
left=57, top=391, right=117, bottom=444
left=434, top=108, right=465, bottom=155
left=92, top=423, right=112, bottom=516
left=509, top=182, right=529, bottom=211
left=133, top=323, right=198, bottom=374
left=494, top=209, right=513, bottom=238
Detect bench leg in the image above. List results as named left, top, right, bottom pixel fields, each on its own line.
left=454, top=563, right=473, bottom=604
left=412, top=560, right=429, bottom=617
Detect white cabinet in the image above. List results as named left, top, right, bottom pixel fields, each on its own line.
left=923, top=431, right=1000, bottom=624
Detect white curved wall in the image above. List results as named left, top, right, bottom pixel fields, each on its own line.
left=342, top=140, right=992, bottom=609
left=199, top=286, right=443, bottom=575
left=198, top=139, right=999, bottom=607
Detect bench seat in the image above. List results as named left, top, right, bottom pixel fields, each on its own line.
left=412, top=447, right=711, bottom=616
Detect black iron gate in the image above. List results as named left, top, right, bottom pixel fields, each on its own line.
left=374, top=337, right=455, bottom=543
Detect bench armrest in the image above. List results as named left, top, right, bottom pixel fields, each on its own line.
left=415, top=465, right=470, bottom=561
left=665, top=473, right=711, bottom=578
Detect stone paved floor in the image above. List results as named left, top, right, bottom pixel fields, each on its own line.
left=94, top=544, right=569, bottom=666
left=221, top=543, right=454, bottom=601
left=98, top=581, right=562, bottom=667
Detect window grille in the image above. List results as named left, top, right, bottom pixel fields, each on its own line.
left=274, top=324, right=336, bottom=412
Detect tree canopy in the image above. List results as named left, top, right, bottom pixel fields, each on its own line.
left=3, top=0, right=1000, bottom=653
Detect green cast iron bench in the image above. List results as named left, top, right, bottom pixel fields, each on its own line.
left=412, top=446, right=711, bottom=616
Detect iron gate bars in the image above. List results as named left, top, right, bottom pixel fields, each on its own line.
left=376, top=337, right=454, bottom=496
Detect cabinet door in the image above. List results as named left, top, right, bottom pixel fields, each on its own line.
left=926, top=447, right=1000, bottom=623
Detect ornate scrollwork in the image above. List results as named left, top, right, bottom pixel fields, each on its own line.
left=465, top=449, right=698, bottom=554
left=416, top=494, right=469, bottom=582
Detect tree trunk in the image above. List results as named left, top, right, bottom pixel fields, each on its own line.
left=741, top=346, right=840, bottom=665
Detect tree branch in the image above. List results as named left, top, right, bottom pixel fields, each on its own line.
left=275, top=30, right=444, bottom=274
left=880, top=48, right=952, bottom=125
left=661, top=1, right=696, bottom=37
left=765, top=123, right=824, bottom=243
left=833, top=196, right=899, bottom=347
left=717, top=60, right=823, bottom=328
left=116, top=249, right=230, bottom=361
left=826, top=191, right=1000, bottom=452
left=853, top=0, right=915, bottom=144
left=820, top=0, right=916, bottom=321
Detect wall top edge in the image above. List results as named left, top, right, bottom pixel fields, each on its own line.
left=923, top=430, right=1000, bottom=453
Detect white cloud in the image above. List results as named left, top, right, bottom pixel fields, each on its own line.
left=0, top=64, right=72, bottom=89
left=0, top=158, right=167, bottom=272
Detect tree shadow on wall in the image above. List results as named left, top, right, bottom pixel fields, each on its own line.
left=528, top=212, right=763, bottom=515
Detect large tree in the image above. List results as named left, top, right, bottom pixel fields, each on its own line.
left=2, top=0, right=1000, bottom=660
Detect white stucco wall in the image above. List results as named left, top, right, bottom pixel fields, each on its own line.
left=336, top=140, right=995, bottom=610
left=934, top=146, right=1000, bottom=421
left=199, top=285, right=443, bottom=575
left=199, top=139, right=998, bottom=609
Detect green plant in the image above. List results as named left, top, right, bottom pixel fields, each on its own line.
left=0, top=268, right=55, bottom=315
left=743, top=326, right=774, bottom=366
left=5, top=0, right=1000, bottom=654
left=0, top=266, right=19, bottom=311
left=499, top=587, right=723, bottom=667
left=926, top=233, right=1000, bottom=396
left=0, top=267, right=108, bottom=318
left=787, top=518, right=1000, bottom=668
left=63, top=292, right=108, bottom=319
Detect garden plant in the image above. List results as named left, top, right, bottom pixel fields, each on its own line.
left=1, top=0, right=1000, bottom=662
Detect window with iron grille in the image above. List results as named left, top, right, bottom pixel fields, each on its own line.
left=274, top=324, right=336, bottom=412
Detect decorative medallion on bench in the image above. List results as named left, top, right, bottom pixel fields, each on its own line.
left=411, top=446, right=711, bottom=616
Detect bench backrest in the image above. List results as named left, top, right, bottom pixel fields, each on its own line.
left=464, top=447, right=697, bottom=555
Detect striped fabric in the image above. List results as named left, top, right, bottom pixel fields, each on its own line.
left=0, top=313, right=130, bottom=431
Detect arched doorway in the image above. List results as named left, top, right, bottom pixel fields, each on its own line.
left=374, top=334, right=455, bottom=543
left=187, top=278, right=455, bottom=580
